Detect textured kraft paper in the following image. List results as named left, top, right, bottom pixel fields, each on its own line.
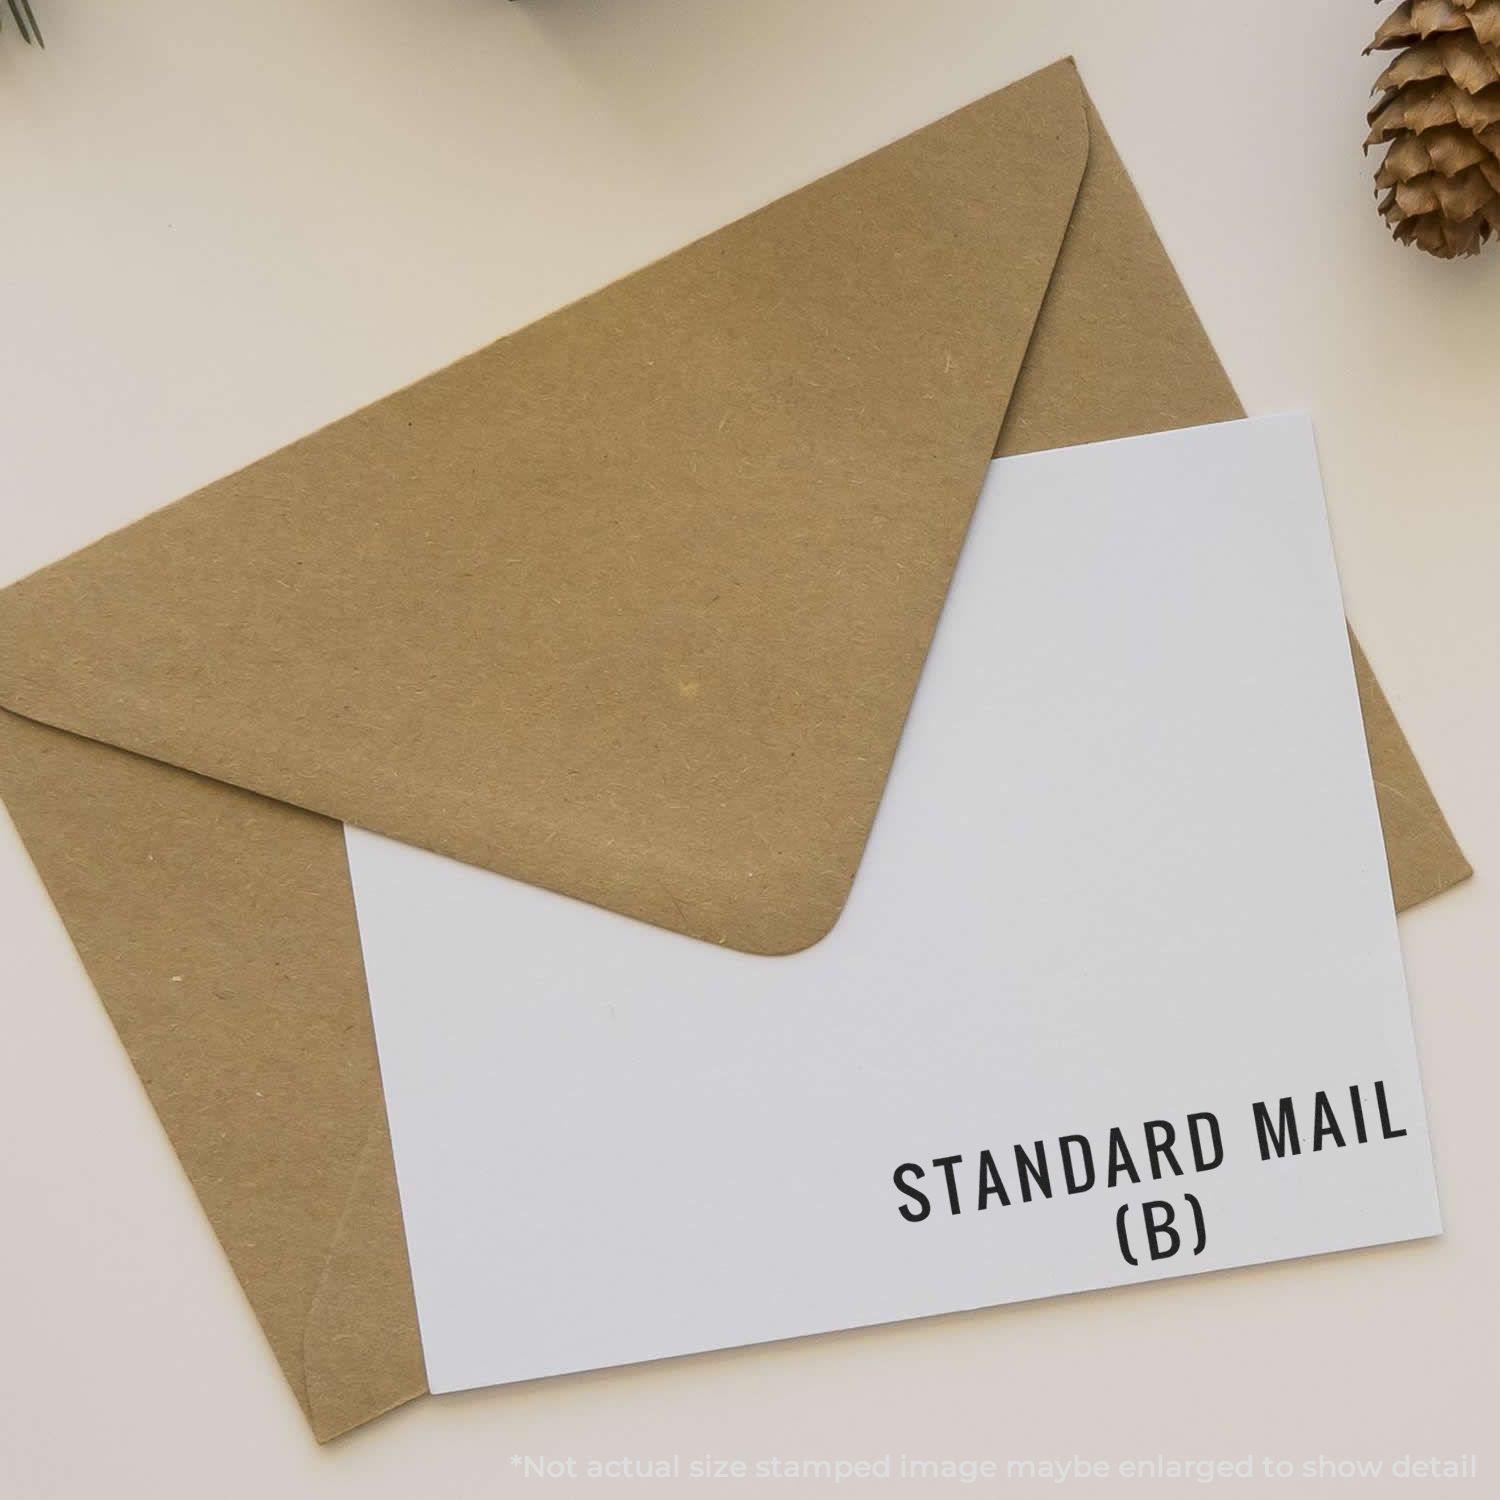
left=0, top=61, right=1469, bottom=1441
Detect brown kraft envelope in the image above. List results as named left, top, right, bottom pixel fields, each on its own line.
left=0, top=60, right=1469, bottom=1440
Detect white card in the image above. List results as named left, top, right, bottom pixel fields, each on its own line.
left=347, top=416, right=1440, bottom=1396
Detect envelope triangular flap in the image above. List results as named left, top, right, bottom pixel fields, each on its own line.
left=0, top=62, right=1090, bottom=957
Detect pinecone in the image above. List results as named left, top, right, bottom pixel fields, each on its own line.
left=1366, top=0, right=1500, bottom=257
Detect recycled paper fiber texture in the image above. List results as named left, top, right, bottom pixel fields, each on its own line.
left=0, top=60, right=1468, bottom=1440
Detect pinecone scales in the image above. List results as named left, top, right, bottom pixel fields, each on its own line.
left=1367, top=0, right=1500, bottom=256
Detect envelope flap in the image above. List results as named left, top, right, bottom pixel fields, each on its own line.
left=0, top=61, right=1089, bottom=956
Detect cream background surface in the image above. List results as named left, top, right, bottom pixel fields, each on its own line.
left=0, top=2, right=1494, bottom=1496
